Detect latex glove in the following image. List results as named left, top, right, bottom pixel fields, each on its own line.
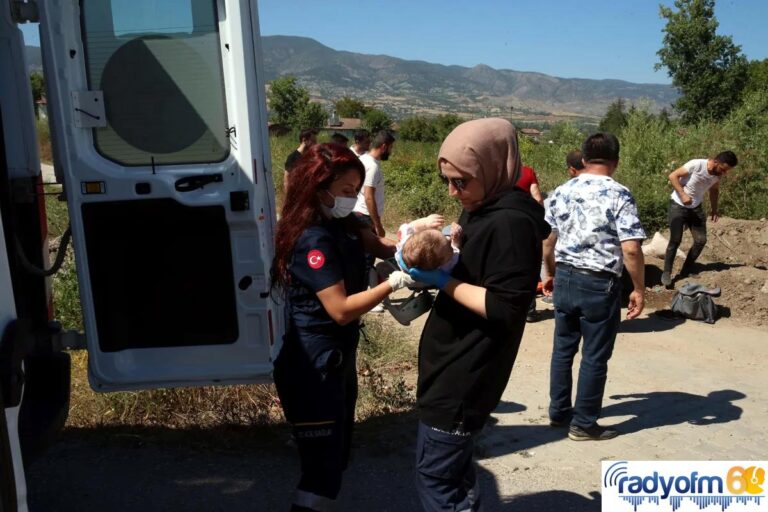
left=387, top=270, right=415, bottom=292
left=408, top=267, right=452, bottom=290
left=396, top=252, right=452, bottom=290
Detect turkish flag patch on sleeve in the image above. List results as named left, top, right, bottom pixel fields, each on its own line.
left=307, top=249, right=326, bottom=270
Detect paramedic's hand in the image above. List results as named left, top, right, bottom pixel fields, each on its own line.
left=407, top=267, right=452, bottom=290
left=387, top=271, right=415, bottom=292
left=542, top=276, right=554, bottom=297
left=626, top=289, right=645, bottom=320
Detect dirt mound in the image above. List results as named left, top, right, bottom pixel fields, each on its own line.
left=644, top=217, right=768, bottom=328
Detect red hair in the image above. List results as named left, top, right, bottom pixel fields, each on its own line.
left=272, top=143, right=365, bottom=290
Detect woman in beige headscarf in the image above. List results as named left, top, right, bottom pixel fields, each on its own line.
left=406, top=118, right=551, bottom=511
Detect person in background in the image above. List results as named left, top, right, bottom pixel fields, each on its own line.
left=350, top=129, right=371, bottom=157
left=566, top=149, right=585, bottom=178
left=271, top=143, right=407, bottom=512
left=353, top=130, right=395, bottom=238
left=661, top=151, right=738, bottom=287
left=330, top=132, right=349, bottom=147
left=516, top=164, right=545, bottom=322
left=284, top=128, right=318, bottom=194
left=543, top=132, right=646, bottom=442
left=406, top=118, right=550, bottom=511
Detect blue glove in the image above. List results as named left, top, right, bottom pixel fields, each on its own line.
left=396, top=252, right=452, bottom=289
left=408, top=267, right=452, bottom=290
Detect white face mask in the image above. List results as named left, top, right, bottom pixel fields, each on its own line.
left=321, top=190, right=357, bottom=218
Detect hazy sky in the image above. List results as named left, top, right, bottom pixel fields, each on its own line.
left=19, top=0, right=768, bottom=84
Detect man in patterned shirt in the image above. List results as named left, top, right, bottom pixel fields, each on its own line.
left=542, top=132, right=646, bottom=441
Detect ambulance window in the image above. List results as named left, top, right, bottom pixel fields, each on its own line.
left=81, top=0, right=229, bottom=166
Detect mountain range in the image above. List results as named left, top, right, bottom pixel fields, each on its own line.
left=261, top=36, right=677, bottom=119
left=25, top=35, right=678, bottom=119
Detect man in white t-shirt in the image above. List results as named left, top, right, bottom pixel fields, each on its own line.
left=353, top=130, right=395, bottom=238
left=350, top=129, right=371, bottom=157
left=661, top=151, right=738, bottom=287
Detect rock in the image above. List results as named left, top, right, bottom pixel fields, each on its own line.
left=729, top=230, right=739, bottom=237
left=642, top=232, right=685, bottom=259
left=744, top=278, right=754, bottom=285
left=761, top=281, right=768, bottom=295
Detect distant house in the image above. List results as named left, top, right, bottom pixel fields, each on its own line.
left=318, top=112, right=363, bottom=139
left=520, top=128, right=543, bottom=140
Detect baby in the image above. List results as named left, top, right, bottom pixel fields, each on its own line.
left=396, top=215, right=462, bottom=272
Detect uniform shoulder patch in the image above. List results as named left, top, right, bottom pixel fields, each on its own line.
left=307, top=249, right=326, bottom=270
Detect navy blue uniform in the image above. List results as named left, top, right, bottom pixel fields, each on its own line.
left=273, top=217, right=367, bottom=511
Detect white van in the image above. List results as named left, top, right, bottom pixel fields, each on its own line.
left=0, top=1, right=282, bottom=509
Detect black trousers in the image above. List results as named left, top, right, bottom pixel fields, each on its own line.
left=274, top=336, right=358, bottom=510
left=663, top=200, right=707, bottom=274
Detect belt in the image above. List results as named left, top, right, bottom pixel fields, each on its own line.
left=556, top=263, right=616, bottom=280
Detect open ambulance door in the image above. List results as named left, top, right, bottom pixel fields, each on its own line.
left=37, top=0, right=283, bottom=391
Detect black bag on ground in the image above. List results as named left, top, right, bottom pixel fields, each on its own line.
left=670, top=283, right=721, bottom=324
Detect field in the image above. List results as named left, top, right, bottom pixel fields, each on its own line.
left=42, top=90, right=768, bottom=429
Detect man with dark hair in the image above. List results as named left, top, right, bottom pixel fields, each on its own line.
left=350, top=129, right=371, bottom=157
left=330, top=132, right=349, bottom=147
left=661, top=151, right=738, bottom=286
left=353, top=130, right=395, bottom=238
left=566, top=149, right=585, bottom=177
left=283, top=128, right=318, bottom=193
left=543, top=132, right=646, bottom=441
left=353, top=130, right=395, bottom=313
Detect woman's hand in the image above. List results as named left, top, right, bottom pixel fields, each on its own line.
left=407, top=267, right=452, bottom=290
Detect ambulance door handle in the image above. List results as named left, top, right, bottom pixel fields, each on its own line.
left=174, top=173, right=223, bottom=192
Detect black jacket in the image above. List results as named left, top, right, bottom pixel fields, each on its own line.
left=416, top=188, right=551, bottom=432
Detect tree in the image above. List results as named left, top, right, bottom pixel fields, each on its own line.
left=656, top=0, right=748, bottom=123
left=267, top=76, right=310, bottom=128
left=433, top=114, right=462, bottom=141
left=334, top=97, right=369, bottom=118
left=30, top=72, right=44, bottom=115
left=744, top=58, right=768, bottom=98
left=362, top=108, right=392, bottom=134
left=399, top=116, right=436, bottom=142
left=598, top=98, right=629, bottom=134
left=295, top=102, right=327, bottom=130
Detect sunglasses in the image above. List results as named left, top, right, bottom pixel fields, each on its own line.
left=439, top=174, right=470, bottom=191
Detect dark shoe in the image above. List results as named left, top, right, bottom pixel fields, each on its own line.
left=549, top=418, right=569, bottom=427
left=661, top=271, right=672, bottom=288
left=568, top=424, right=619, bottom=441
left=526, top=310, right=541, bottom=323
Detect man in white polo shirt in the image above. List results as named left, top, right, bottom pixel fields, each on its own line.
left=661, top=151, right=738, bottom=287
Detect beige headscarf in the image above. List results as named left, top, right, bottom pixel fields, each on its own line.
left=438, top=118, right=521, bottom=204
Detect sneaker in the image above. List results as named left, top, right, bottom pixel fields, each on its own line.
left=660, top=271, right=672, bottom=287
left=541, top=296, right=553, bottom=304
left=370, top=304, right=385, bottom=313
left=568, top=424, right=619, bottom=441
left=549, top=418, right=569, bottom=428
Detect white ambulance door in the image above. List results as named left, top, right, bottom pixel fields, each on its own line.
left=37, top=0, right=283, bottom=391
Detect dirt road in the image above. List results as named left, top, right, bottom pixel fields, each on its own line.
left=26, top=302, right=767, bottom=511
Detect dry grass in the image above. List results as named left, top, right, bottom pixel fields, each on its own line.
left=45, top=182, right=416, bottom=429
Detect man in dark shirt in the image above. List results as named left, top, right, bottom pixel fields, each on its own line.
left=283, top=128, right=317, bottom=194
